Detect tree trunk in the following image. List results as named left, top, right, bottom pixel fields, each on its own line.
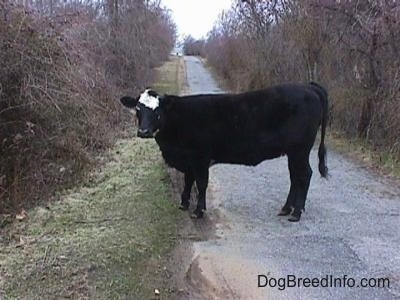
left=357, top=96, right=374, bottom=139
left=357, top=28, right=379, bottom=139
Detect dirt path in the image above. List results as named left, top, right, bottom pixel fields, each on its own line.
left=174, top=56, right=400, bottom=300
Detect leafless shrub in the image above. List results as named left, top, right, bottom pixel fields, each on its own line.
left=0, top=0, right=175, bottom=213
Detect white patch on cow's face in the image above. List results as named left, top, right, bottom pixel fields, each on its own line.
left=138, top=89, right=159, bottom=110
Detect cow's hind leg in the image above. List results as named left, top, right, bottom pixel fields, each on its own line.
left=278, top=180, right=296, bottom=216
left=287, top=151, right=312, bottom=222
left=179, top=171, right=195, bottom=210
left=191, top=163, right=209, bottom=219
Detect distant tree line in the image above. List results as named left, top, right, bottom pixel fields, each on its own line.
left=183, top=35, right=205, bottom=56
left=0, top=0, right=175, bottom=213
left=201, top=0, right=400, bottom=161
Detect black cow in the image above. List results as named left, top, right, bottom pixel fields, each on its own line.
left=120, top=82, right=328, bottom=222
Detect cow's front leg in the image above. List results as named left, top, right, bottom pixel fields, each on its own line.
left=278, top=157, right=297, bottom=216
left=179, top=171, right=194, bottom=210
left=191, top=164, right=209, bottom=219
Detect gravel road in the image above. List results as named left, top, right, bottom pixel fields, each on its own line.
left=181, top=56, right=400, bottom=300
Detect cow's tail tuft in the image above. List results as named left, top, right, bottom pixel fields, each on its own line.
left=318, top=142, right=328, bottom=178
left=310, top=82, right=329, bottom=179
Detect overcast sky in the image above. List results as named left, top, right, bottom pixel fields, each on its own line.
left=161, top=0, right=233, bottom=40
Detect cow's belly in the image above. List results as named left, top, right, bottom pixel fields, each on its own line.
left=213, top=146, right=285, bottom=166
left=158, top=138, right=286, bottom=170
left=210, top=136, right=286, bottom=165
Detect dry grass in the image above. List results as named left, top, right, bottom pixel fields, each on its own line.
left=0, top=139, right=179, bottom=299
left=153, top=55, right=188, bottom=95
left=327, top=132, right=400, bottom=179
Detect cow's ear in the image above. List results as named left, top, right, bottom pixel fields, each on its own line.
left=159, top=95, right=177, bottom=111
left=120, top=96, right=138, bottom=108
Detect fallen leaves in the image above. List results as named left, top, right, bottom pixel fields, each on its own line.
left=15, top=209, right=27, bottom=221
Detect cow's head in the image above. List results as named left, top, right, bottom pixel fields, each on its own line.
left=120, top=89, right=169, bottom=138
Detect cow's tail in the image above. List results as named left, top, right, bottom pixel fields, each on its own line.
left=310, top=82, right=329, bottom=178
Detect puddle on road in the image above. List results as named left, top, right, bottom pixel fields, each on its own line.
left=189, top=240, right=266, bottom=300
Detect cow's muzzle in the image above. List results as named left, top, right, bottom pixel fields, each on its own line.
left=137, top=128, right=153, bottom=138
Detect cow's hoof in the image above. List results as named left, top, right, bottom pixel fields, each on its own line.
left=178, top=204, right=189, bottom=211
left=190, top=209, right=204, bottom=219
left=278, top=207, right=292, bottom=216
left=288, top=210, right=301, bottom=222
left=288, top=215, right=301, bottom=222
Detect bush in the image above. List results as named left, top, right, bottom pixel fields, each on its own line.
left=0, top=0, right=175, bottom=213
